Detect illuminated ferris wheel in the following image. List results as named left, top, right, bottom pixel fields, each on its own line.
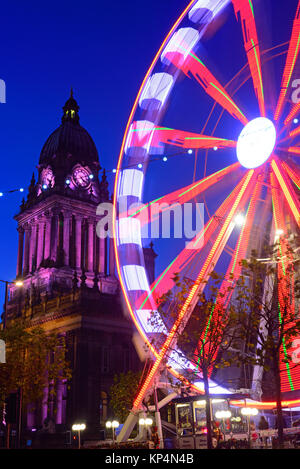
left=113, top=0, right=300, bottom=417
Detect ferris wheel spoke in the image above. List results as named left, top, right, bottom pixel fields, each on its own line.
left=155, top=127, right=237, bottom=150
left=132, top=170, right=256, bottom=409
left=287, top=146, right=300, bottom=156
left=271, top=159, right=300, bottom=228
left=126, top=163, right=240, bottom=226
left=164, top=48, right=248, bottom=125
left=125, top=122, right=236, bottom=156
left=281, top=161, right=300, bottom=189
left=135, top=169, right=248, bottom=311
left=289, top=124, right=300, bottom=139
left=284, top=102, right=300, bottom=126
left=232, top=0, right=265, bottom=116
left=194, top=175, right=263, bottom=372
left=274, top=1, right=300, bottom=121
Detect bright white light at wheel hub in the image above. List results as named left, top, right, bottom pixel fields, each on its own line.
left=236, top=117, right=276, bottom=169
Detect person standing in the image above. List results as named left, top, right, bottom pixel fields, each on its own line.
left=149, top=426, right=160, bottom=449
left=258, top=415, right=269, bottom=448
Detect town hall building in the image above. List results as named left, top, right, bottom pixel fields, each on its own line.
left=5, top=91, right=156, bottom=436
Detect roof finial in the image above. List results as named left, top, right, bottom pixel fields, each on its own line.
left=62, top=88, right=79, bottom=124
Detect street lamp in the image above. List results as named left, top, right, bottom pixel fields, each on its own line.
left=139, top=417, right=153, bottom=442
left=106, top=420, right=119, bottom=443
left=235, top=213, right=245, bottom=228
left=215, top=410, right=232, bottom=439
left=241, top=407, right=258, bottom=447
left=139, top=417, right=153, bottom=427
left=0, top=279, right=23, bottom=448
left=0, top=279, right=23, bottom=329
left=72, top=423, right=86, bottom=449
left=139, top=417, right=153, bottom=439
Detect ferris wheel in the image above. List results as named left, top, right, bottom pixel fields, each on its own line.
left=113, top=0, right=300, bottom=420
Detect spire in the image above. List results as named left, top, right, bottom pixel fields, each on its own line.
left=99, top=169, right=109, bottom=201
left=27, top=172, right=36, bottom=202
left=62, top=88, right=80, bottom=124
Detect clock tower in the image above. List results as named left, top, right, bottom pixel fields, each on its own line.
left=14, top=89, right=115, bottom=291
left=5, top=91, right=152, bottom=439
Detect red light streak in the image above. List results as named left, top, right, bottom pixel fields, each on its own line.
left=164, top=50, right=248, bottom=125
left=274, top=1, right=300, bottom=120
left=125, top=163, right=240, bottom=228
left=281, top=162, right=300, bottom=189
left=288, top=146, right=300, bottom=155
left=271, top=172, right=298, bottom=392
left=232, top=0, right=265, bottom=116
left=128, top=123, right=237, bottom=152
left=284, top=102, right=300, bottom=126
left=230, top=399, right=300, bottom=409
left=271, top=159, right=300, bottom=228
left=289, top=125, right=300, bottom=138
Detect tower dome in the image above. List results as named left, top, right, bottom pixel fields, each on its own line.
left=39, top=89, right=99, bottom=170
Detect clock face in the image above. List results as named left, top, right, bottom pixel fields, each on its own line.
left=41, top=168, right=54, bottom=187
left=73, top=167, right=90, bottom=188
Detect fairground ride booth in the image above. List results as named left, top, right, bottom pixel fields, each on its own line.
left=174, top=394, right=300, bottom=449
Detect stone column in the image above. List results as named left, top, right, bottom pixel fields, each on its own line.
left=23, top=227, right=31, bottom=275
left=87, top=219, right=94, bottom=272
left=44, top=215, right=51, bottom=260
left=63, top=212, right=71, bottom=267
left=41, top=385, right=49, bottom=425
left=55, top=380, right=64, bottom=425
left=16, top=226, right=24, bottom=277
left=29, top=222, right=37, bottom=272
left=75, top=217, right=82, bottom=269
left=50, top=211, right=59, bottom=261
left=99, top=236, right=105, bottom=274
left=36, top=220, right=45, bottom=268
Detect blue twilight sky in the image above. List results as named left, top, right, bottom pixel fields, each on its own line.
left=0, top=0, right=298, bottom=305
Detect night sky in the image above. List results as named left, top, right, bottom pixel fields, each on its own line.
left=0, top=0, right=298, bottom=304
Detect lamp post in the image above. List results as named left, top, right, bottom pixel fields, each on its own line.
left=72, top=423, right=86, bottom=449
left=0, top=279, right=23, bottom=449
left=241, top=407, right=258, bottom=447
left=215, top=410, right=232, bottom=440
left=106, top=420, right=119, bottom=443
